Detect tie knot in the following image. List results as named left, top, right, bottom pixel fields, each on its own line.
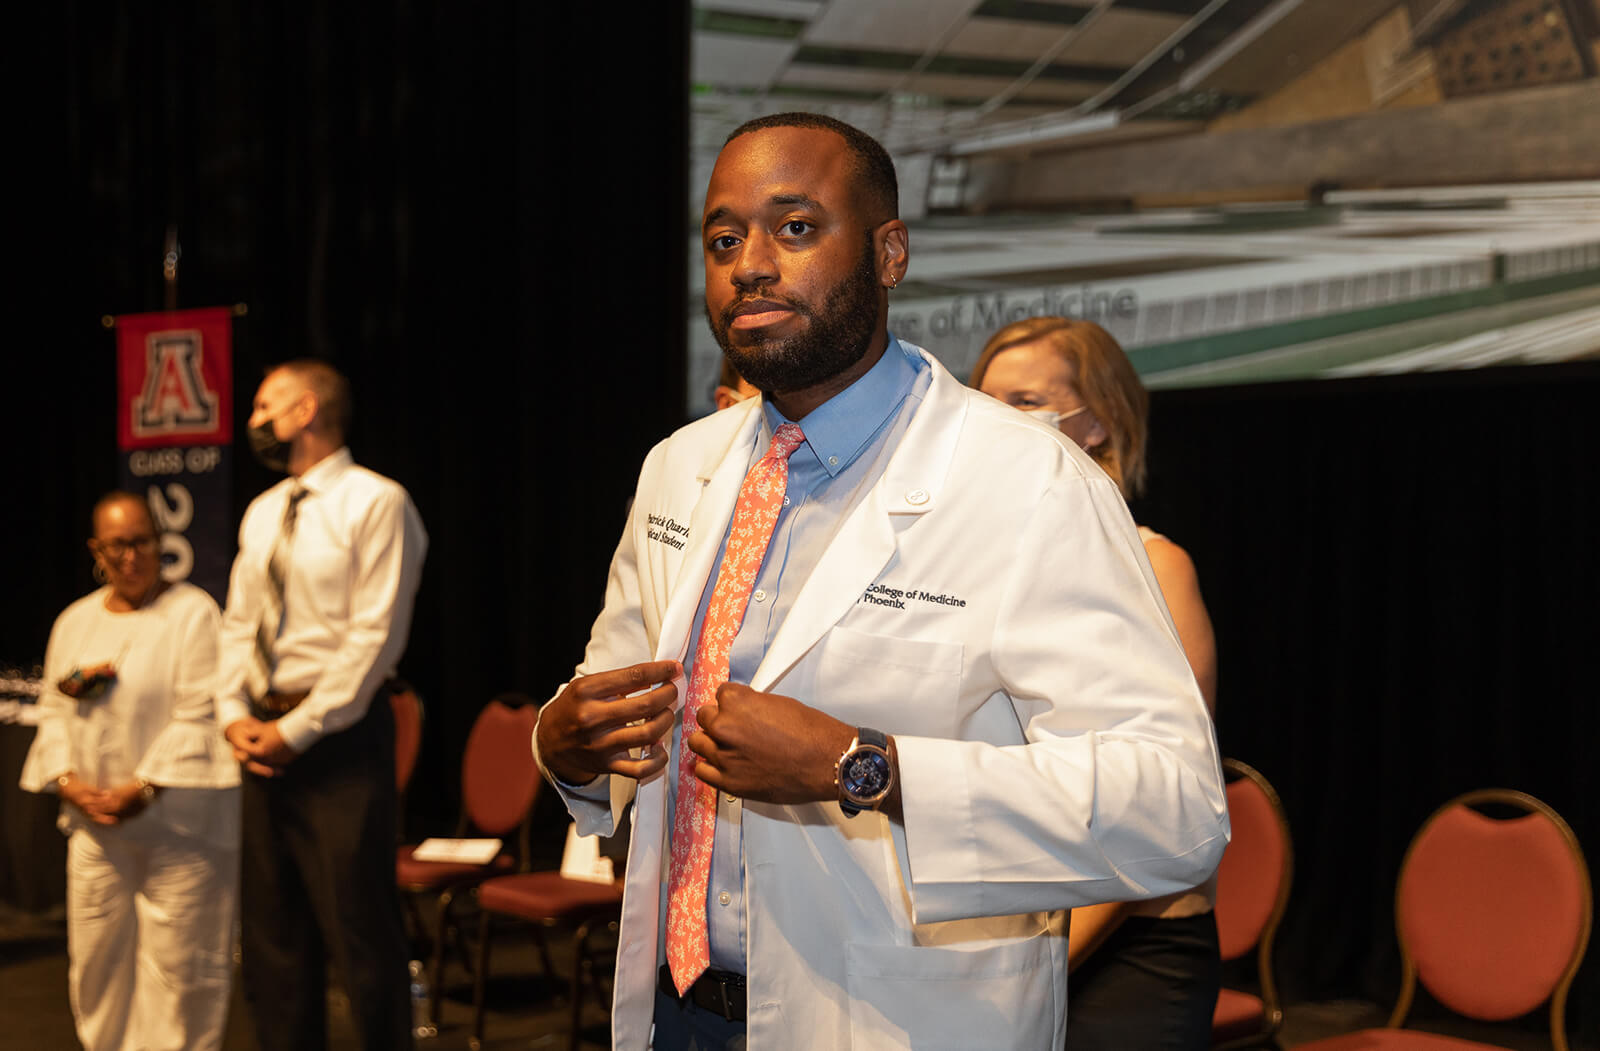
left=767, top=422, right=805, bottom=462
left=282, top=484, right=309, bottom=529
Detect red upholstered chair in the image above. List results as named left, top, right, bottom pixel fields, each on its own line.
left=396, top=695, right=543, bottom=1031
left=390, top=683, right=424, bottom=795
left=1295, top=789, right=1592, bottom=1051
left=1212, top=758, right=1294, bottom=1050
left=469, top=867, right=624, bottom=1051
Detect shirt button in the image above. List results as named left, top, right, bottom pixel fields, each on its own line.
left=753, top=589, right=767, bottom=603
left=782, top=496, right=790, bottom=507
left=906, top=488, right=930, bottom=506
left=718, top=892, right=732, bottom=906
left=828, top=455, right=839, bottom=467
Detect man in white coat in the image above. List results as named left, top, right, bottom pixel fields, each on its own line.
left=535, top=112, right=1229, bottom=1050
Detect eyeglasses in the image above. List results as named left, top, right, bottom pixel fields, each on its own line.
left=94, top=535, right=159, bottom=559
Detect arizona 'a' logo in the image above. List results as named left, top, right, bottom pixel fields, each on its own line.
left=132, top=331, right=220, bottom=438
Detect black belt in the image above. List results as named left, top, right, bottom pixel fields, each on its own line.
left=249, top=689, right=310, bottom=720
left=659, top=963, right=746, bottom=1022
left=248, top=678, right=401, bottom=722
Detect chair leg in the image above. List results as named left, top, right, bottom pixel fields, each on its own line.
left=469, top=906, right=493, bottom=1051
left=401, top=889, right=426, bottom=946
left=532, top=921, right=559, bottom=994
left=430, top=887, right=455, bottom=1028
left=569, top=918, right=594, bottom=1051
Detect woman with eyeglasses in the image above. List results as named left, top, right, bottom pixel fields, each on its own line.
left=20, top=490, right=240, bottom=1051
left=973, top=318, right=1219, bottom=1051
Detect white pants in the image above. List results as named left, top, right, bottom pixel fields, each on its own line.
left=66, top=816, right=239, bottom=1051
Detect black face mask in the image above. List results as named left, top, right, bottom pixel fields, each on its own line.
left=248, top=419, right=291, bottom=472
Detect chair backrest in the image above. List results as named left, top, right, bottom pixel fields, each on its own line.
left=390, top=685, right=425, bottom=793
left=1390, top=788, right=1592, bottom=1048
left=460, top=695, right=544, bottom=838
left=1213, top=757, right=1294, bottom=1037
left=1215, top=758, right=1294, bottom=963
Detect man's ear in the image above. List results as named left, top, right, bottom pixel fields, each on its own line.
left=295, top=390, right=320, bottom=431
left=877, top=220, right=909, bottom=289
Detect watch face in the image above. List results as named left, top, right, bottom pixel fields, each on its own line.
left=841, top=749, right=892, bottom=802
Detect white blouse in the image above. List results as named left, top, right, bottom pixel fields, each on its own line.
left=20, top=582, right=239, bottom=846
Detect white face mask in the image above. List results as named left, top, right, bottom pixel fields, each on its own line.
left=1023, top=404, right=1090, bottom=429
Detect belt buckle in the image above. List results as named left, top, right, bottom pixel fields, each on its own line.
left=659, top=964, right=745, bottom=1022
left=707, top=970, right=745, bottom=1021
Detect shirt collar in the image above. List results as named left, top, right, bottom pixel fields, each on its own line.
left=294, top=446, right=353, bottom=495
left=761, top=337, right=921, bottom=479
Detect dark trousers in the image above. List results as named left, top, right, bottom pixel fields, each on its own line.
left=653, top=985, right=747, bottom=1051
left=240, top=696, right=412, bottom=1051
left=1065, top=911, right=1221, bottom=1051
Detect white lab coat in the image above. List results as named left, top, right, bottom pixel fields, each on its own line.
left=551, top=343, right=1229, bottom=1050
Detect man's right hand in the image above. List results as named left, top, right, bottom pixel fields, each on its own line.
left=225, top=717, right=288, bottom=778
left=536, top=660, right=680, bottom=786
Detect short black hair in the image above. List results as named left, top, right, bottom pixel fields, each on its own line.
left=725, top=112, right=899, bottom=225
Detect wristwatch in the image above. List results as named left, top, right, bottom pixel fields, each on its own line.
left=835, top=727, right=893, bottom=816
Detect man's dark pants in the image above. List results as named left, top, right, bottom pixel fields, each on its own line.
left=240, top=695, right=411, bottom=1051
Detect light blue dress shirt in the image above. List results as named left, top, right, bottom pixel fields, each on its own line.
left=672, top=337, right=932, bottom=973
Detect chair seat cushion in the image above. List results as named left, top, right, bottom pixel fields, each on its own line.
left=478, top=870, right=623, bottom=919
left=1212, top=987, right=1266, bottom=1043
left=1295, top=1029, right=1514, bottom=1051
left=395, top=844, right=513, bottom=889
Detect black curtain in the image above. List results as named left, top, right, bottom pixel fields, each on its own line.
left=15, top=0, right=688, bottom=840
left=1137, top=361, right=1599, bottom=1045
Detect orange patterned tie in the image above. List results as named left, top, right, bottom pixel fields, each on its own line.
left=666, top=422, right=806, bottom=995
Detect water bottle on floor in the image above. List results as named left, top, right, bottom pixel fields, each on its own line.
left=409, top=958, right=437, bottom=1039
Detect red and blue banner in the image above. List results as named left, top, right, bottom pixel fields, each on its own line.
left=113, top=307, right=234, bottom=603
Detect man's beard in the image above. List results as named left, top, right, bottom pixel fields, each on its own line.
left=708, top=234, right=881, bottom=395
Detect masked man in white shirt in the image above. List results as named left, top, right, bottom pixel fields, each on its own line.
left=218, top=359, right=427, bottom=1051
left=534, top=113, right=1230, bottom=1050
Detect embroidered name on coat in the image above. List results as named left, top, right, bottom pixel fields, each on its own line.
left=647, top=513, right=690, bottom=551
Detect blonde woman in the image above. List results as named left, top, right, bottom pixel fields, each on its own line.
left=973, top=318, right=1219, bottom=1050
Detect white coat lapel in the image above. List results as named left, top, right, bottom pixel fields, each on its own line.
left=751, top=349, right=969, bottom=691
left=651, top=402, right=764, bottom=664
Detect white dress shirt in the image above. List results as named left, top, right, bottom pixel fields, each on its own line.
left=217, top=447, right=427, bottom=754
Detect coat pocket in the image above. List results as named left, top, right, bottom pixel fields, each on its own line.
left=811, top=626, right=963, bottom=736
left=844, top=930, right=1062, bottom=1050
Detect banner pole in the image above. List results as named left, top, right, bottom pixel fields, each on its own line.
left=162, top=226, right=180, bottom=312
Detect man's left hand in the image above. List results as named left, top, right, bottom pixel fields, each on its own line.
left=688, top=683, right=859, bottom=804
left=226, top=716, right=300, bottom=775
left=247, top=721, right=301, bottom=767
